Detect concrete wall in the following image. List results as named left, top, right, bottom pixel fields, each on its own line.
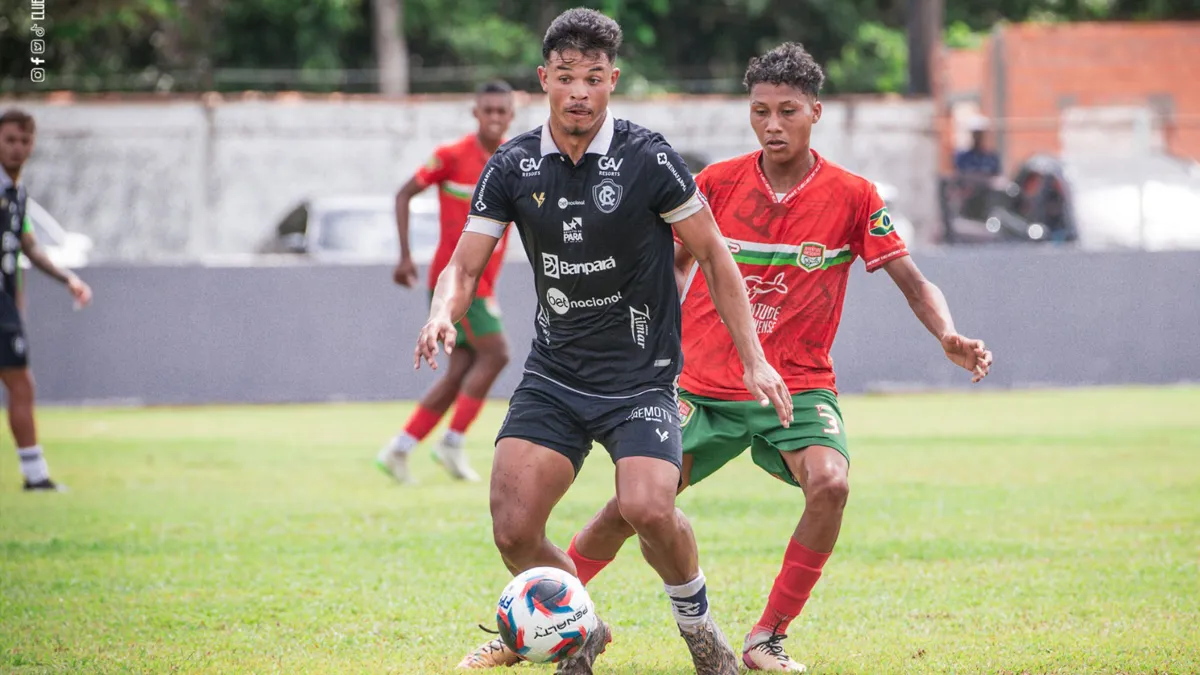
left=7, top=95, right=940, bottom=259
left=23, top=248, right=1200, bottom=406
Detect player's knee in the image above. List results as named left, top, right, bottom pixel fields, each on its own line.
left=4, top=371, right=35, bottom=403
left=492, top=519, right=540, bottom=561
left=806, top=472, right=849, bottom=512
left=478, top=340, right=510, bottom=372
left=617, top=492, right=676, bottom=537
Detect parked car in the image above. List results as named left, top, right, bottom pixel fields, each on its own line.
left=22, top=198, right=93, bottom=269
left=258, top=194, right=527, bottom=263
left=940, top=152, right=1200, bottom=250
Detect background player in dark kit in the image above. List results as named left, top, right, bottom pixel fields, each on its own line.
left=414, top=9, right=792, bottom=675
left=0, top=109, right=94, bottom=492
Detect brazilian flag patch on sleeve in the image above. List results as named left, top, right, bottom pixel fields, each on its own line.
left=868, top=207, right=895, bottom=236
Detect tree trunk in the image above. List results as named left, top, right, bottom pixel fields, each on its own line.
left=906, top=0, right=943, bottom=96
left=372, top=0, right=408, bottom=95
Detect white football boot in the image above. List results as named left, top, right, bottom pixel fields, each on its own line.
left=742, top=632, right=807, bottom=672
left=433, top=440, right=481, bottom=482
left=375, top=440, right=415, bottom=485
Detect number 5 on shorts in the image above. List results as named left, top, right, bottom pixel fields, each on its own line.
left=815, top=404, right=840, bottom=434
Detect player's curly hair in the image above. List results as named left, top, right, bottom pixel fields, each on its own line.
left=743, top=42, right=825, bottom=98
left=0, top=108, right=35, bottom=133
left=542, top=8, right=623, bottom=64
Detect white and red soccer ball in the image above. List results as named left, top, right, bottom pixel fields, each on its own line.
left=495, top=566, right=597, bottom=663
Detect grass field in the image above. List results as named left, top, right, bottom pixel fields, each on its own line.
left=2, top=386, right=1198, bottom=674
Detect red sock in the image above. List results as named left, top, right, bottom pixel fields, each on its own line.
left=448, top=394, right=485, bottom=434
left=567, top=534, right=613, bottom=586
left=754, top=538, right=832, bottom=636
left=403, top=405, right=442, bottom=441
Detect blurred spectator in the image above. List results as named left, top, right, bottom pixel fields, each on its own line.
left=954, top=118, right=1002, bottom=177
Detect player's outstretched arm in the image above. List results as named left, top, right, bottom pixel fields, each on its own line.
left=674, top=207, right=793, bottom=426
left=19, top=228, right=92, bottom=308
left=393, top=176, right=427, bottom=287
left=883, top=256, right=993, bottom=382
left=415, top=231, right=498, bottom=370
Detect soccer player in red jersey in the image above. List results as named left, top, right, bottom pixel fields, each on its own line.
left=559, top=44, right=994, bottom=671
left=377, top=81, right=516, bottom=484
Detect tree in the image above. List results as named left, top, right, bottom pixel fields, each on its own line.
left=372, top=0, right=407, bottom=95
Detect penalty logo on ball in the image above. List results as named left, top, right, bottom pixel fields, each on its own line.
left=495, top=567, right=597, bottom=664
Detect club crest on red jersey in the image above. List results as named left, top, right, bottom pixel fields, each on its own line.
left=799, top=242, right=826, bottom=271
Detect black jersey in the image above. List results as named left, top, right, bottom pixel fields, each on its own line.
left=466, top=112, right=703, bottom=396
left=1, top=179, right=30, bottom=301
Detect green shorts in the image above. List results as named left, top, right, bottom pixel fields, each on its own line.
left=429, top=293, right=504, bottom=347
left=679, top=388, right=848, bottom=489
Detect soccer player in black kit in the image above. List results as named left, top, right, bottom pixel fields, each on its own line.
left=414, top=9, right=793, bottom=675
left=0, top=109, right=93, bottom=491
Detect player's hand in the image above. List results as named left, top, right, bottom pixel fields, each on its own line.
left=66, top=275, right=92, bottom=309
left=743, top=358, right=793, bottom=428
left=393, top=256, right=418, bottom=287
left=414, top=315, right=456, bottom=370
left=941, top=333, right=993, bottom=383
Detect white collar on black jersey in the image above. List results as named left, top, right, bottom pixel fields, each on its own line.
left=539, top=109, right=614, bottom=157
left=0, top=172, right=18, bottom=189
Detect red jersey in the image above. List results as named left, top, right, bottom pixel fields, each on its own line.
left=679, top=150, right=908, bottom=398
left=414, top=134, right=510, bottom=298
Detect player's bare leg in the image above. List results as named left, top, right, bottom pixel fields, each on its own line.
left=742, top=445, right=848, bottom=672
left=568, top=454, right=694, bottom=580
left=459, top=438, right=596, bottom=669
left=2, top=367, right=60, bottom=491
left=433, top=332, right=509, bottom=481
left=615, top=456, right=738, bottom=675
left=377, top=347, right=474, bottom=484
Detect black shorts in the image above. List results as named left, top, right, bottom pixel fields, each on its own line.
left=0, top=294, right=28, bottom=369
left=497, top=372, right=683, bottom=476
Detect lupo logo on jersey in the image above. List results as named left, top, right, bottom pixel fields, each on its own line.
left=541, top=252, right=616, bottom=280
left=520, top=157, right=544, bottom=177
left=592, top=178, right=623, bottom=214
left=657, top=152, right=687, bottom=191
left=545, top=287, right=622, bottom=316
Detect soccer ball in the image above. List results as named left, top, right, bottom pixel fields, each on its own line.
left=495, top=566, right=597, bottom=663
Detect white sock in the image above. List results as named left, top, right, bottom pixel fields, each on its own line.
left=18, top=445, right=50, bottom=483
left=442, top=430, right=465, bottom=449
left=389, top=433, right=419, bottom=455
left=665, top=570, right=710, bottom=632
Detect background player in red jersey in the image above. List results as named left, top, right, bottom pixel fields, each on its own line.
left=377, top=81, right=516, bottom=484
left=558, top=44, right=994, bottom=671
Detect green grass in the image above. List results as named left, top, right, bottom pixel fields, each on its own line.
left=2, top=386, right=1198, bottom=674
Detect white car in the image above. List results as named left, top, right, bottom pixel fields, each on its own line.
left=259, top=194, right=527, bottom=264
left=21, top=198, right=93, bottom=269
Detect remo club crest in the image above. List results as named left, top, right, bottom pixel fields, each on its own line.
left=592, top=178, right=623, bottom=214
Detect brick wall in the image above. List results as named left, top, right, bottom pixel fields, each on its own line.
left=938, top=22, right=1200, bottom=171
